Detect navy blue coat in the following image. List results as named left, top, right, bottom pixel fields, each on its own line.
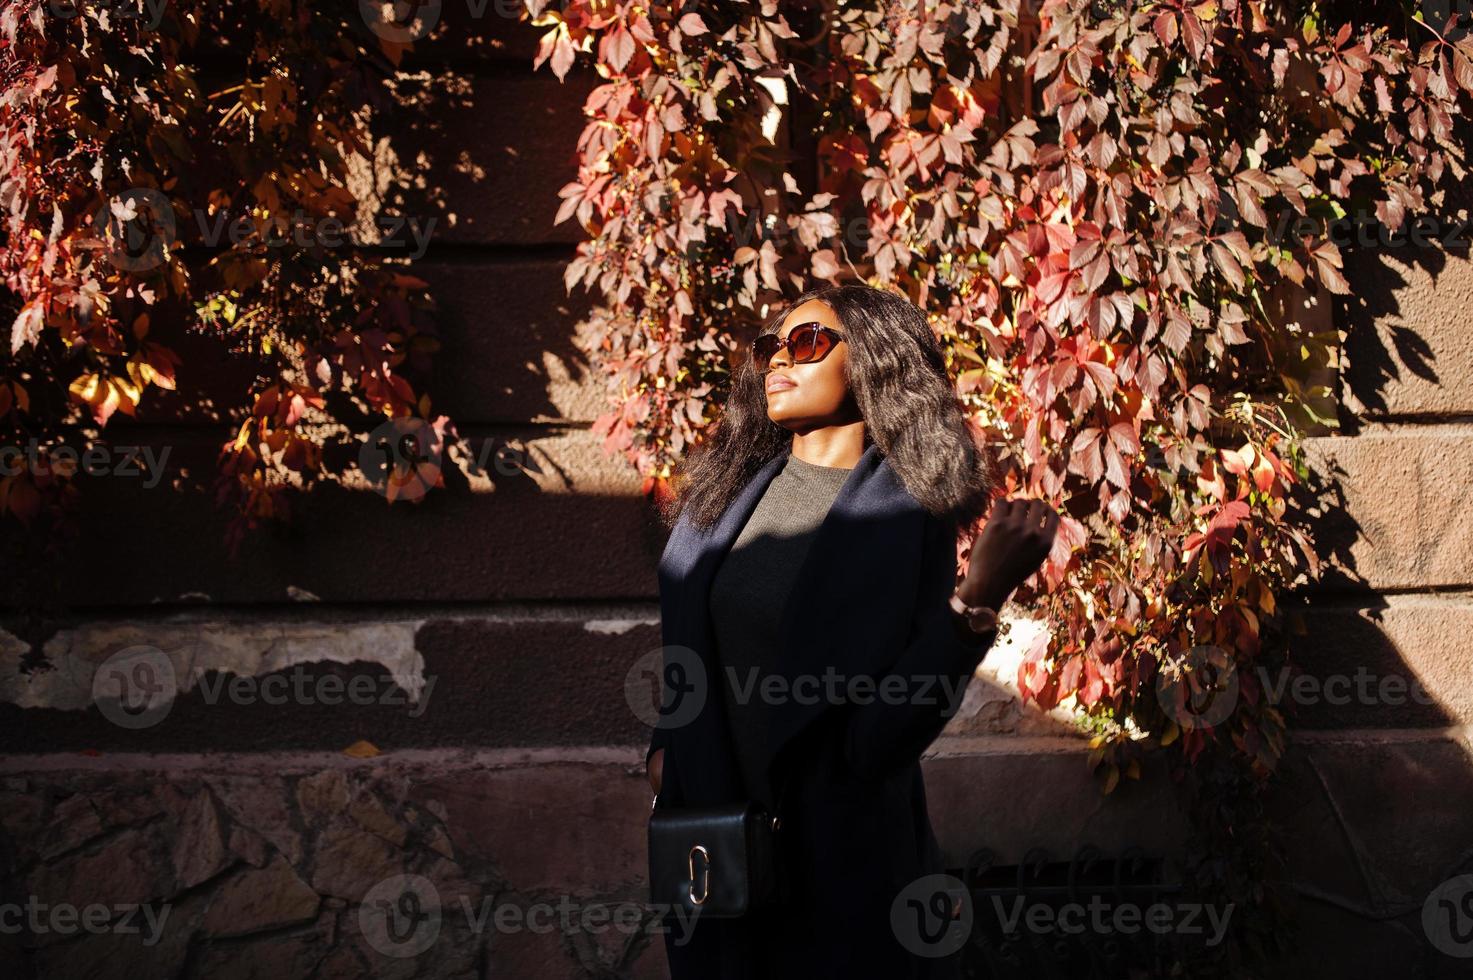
left=646, top=442, right=997, bottom=978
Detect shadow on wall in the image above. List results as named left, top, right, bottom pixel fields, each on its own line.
left=1260, top=111, right=1473, bottom=975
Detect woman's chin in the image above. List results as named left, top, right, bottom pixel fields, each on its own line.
left=766, top=404, right=812, bottom=427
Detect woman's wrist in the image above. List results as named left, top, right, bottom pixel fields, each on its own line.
left=956, top=576, right=1008, bottom=612
left=948, top=590, right=1000, bottom=637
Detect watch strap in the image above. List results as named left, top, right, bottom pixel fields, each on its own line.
left=948, top=591, right=1000, bottom=634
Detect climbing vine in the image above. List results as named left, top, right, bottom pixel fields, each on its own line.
left=531, top=0, right=1473, bottom=969
left=1, top=0, right=449, bottom=559
left=5, top=0, right=1470, bottom=968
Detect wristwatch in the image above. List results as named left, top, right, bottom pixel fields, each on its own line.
left=948, top=591, right=1000, bottom=635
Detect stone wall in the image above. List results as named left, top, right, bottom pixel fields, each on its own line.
left=1261, top=170, right=1473, bottom=975
left=2, top=9, right=1471, bottom=979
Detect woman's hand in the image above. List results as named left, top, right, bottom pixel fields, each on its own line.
left=958, top=498, right=1060, bottom=609
left=648, top=748, right=664, bottom=796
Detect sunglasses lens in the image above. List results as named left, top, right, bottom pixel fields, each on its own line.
left=753, top=324, right=838, bottom=371
left=752, top=334, right=780, bottom=371
left=793, top=325, right=832, bottom=363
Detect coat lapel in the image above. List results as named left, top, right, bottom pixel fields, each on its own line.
left=657, top=441, right=929, bottom=806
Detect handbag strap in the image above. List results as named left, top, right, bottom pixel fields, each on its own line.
left=766, top=747, right=801, bottom=830
left=649, top=739, right=804, bottom=826
left=651, top=751, right=801, bottom=819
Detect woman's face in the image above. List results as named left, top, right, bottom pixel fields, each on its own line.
left=760, top=299, right=861, bottom=432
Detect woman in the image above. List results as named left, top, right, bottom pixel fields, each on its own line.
left=645, top=282, right=1058, bottom=978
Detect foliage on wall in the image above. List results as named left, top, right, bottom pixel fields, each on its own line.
left=530, top=0, right=1473, bottom=967
left=5, top=0, right=1471, bottom=967
left=0, top=0, right=446, bottom=559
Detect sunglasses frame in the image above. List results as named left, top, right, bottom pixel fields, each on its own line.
left=750, top=322, right=846, bottom=373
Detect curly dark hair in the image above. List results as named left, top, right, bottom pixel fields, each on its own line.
left=659, top=281, right=995, bottom=531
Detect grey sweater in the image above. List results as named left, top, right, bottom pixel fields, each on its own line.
left=707, top=452, right=854, bottom=809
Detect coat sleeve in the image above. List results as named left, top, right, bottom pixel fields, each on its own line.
left=646, top=514, right=688, bottom=770
left=840, top=510, right=998, bottom=781
left=646, top=719, right=670, bottom=767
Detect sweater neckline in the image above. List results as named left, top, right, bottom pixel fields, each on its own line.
left=784, top=452, right=855, bottom=475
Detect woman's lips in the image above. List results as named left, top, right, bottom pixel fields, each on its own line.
left=766, top=376, right=797, bottom=392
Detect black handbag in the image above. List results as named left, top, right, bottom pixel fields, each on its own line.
left=647, top=767, right=794, bottom=918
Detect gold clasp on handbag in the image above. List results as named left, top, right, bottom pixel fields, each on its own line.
left=687, top=844, right=711, bottom=905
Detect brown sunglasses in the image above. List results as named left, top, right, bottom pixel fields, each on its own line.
left=751, top=322, right=845, bottom=373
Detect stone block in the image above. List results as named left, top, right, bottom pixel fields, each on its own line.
left=1305, top=425, right=1473, bottom=592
